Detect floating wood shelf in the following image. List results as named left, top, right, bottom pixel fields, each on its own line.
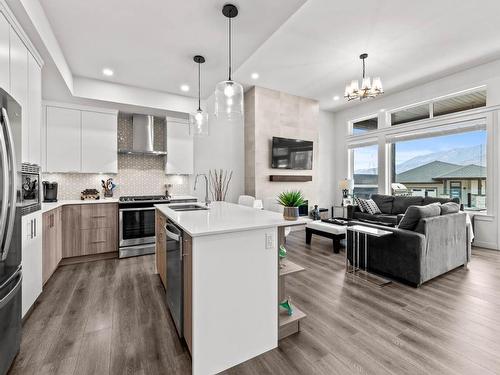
left=269, top=175, right=312, bottom=182
left=279, top=305, right=307, bottom=327
left=279, top=305, right=307, bottom=340
left=279, top=260, right=305, bottom=277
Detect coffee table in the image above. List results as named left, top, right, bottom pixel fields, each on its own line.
left=305, top=220, right=346, bottom=253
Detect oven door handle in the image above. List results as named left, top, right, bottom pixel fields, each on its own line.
left=119, top=207, right=156, bottom=212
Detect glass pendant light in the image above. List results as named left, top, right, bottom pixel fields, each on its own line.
left=189, top=55, right=209, bottom=136
left=214, top=4, right=244, bottom=120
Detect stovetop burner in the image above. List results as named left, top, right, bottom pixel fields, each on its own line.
left=119, top=195, right=169, bottom=202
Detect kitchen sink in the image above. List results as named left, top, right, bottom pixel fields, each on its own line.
left=169, top=204, right=209, bottom=212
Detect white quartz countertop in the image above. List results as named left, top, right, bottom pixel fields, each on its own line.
left=41, top=195, right=197, bottom=214
left=41, top=198, right=119, bottom=213
left=155, top=201, right=307, bottom=237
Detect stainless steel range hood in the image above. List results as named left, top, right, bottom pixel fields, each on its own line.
left=118, top=114, right=167, bottom=156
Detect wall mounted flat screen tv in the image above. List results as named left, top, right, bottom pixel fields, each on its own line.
left=271, top=137, right=313, bottom=170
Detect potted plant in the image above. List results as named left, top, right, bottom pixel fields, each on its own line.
left=277, top=190, right=305, bottom=221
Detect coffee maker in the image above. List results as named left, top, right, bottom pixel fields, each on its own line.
left=42, top=181, right=58, bottom=202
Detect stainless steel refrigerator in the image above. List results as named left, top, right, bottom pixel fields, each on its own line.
left=0, top=87, right=22, bottom=375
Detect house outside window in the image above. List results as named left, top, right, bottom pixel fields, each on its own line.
left=391, top=130, right=487, bottom=210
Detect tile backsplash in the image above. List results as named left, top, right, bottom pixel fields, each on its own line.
left=42, top=113, right=191, bottom=200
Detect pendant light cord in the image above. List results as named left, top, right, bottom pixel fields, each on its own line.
left=228, top=17, right=232, bottom=81
left=198, top=62, right=201, bottom=111
left=362, top=57, right=366, bottom=79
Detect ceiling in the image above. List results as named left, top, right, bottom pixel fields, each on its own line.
left=38, top=0, right=500, bottom=112
left=235, top=0, right=500, bottom=111
left=38, top=0, right=306, bottom=98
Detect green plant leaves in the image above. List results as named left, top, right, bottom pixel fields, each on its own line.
left=277, top=190, right=305, bottom=207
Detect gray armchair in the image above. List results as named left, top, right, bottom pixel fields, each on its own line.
left=347, top=212, right=469, bottom=286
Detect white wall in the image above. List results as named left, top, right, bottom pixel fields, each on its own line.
left=331, top=58, right=500, bottom=250
left=192, top=94, right=245, bottom=203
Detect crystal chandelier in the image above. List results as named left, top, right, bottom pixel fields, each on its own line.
left=344, top=53, right=383, bottom=101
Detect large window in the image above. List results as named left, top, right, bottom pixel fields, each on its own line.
left=352, top=144, right=378, bottom=198
left=390, top=89, right=486, bottom=126
left=392, top=130, right=487, bottom=210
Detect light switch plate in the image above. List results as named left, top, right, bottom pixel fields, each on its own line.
left=265, top=233, right=274, bottom=249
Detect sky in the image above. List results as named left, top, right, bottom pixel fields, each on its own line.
left=353, top=130, right=487, bottom=172
left=394, top=131, right=486, bottom=165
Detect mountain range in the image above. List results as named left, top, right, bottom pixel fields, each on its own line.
left=355, top=144, right=486, bottom=174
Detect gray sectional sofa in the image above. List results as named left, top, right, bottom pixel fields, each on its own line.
left=346, top=195, right=470, bottom=286
left=347, top=194, right=461, bottom=225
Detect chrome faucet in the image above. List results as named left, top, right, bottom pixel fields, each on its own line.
left=194, top=174, right=211, bottom=206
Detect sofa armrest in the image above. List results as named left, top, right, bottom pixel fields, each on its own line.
left=348, top=220, right=424, bottom=238
left=347, top=220, right=426, bottom=285
left=419, top=212, right=467, bottom=282
left=346, top=204, right=359, bottom=219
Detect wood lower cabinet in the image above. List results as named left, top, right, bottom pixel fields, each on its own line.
left=62, top=205, right=82, bottom=258
left=62, top=203, right=118, bottom=258
left=42, top=207, right=62, bottom=285
left=155, top=210, right=167, bottom=288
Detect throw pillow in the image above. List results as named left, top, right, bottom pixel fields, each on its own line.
left=441, top=202, right=460, bottom=215
left=363, top=199, right=382, bottom=215
left=354, top=197, right=366, bottom=213
left=398, top=204, right=441, bottom=231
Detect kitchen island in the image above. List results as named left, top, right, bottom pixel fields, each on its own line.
left=155, top=201, right=307, bottom=375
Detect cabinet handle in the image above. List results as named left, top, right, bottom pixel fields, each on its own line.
left=91, top=215, right=107, bottom=218
left=34, top=218, right=36, bottom=237
left=30, top=219, right=33, bottom=239
left=91, top=240, right=106, bottom=244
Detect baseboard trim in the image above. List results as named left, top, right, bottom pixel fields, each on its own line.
left=59, top=251, right=118, bottom=266
left=472, top=241, right=498, bottom=250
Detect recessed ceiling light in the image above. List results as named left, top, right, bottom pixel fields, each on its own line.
left=102, top=68, right=114, bottom=77
left=251, top=72, right=259, bottom=80
left=380, top=108, right=386, bottom=112
left=333, top=95, right=340, bottom=101
left=180, top=84, right=190, bottom=92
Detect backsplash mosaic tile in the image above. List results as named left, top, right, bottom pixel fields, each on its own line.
left=42, top=114, right=191, bottom=200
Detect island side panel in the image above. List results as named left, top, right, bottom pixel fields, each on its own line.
left=183, top=232, right=193, bottom=354
left=191, top=227, right=278, bottom=375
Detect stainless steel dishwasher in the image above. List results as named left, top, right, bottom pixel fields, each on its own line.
left=165, top=220, right=183, bottom=338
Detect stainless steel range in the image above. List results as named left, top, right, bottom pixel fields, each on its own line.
left=118, top=195, right=196, bottom=258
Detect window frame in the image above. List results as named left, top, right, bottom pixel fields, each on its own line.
left=388, top=86, right=486, bottom=127
left=348, top=113, right=379, bottom=136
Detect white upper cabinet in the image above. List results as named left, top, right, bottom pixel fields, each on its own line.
left=81, top=110, right=117, bottom=173
left=166, top=119, right=193, bottom=175
left=46, top=106, right=82, bottom=172
left=44, top=104, right=118, bottom=173
left=0, top=13, right=9, bottom=92
left=28, top=53, right=42, bottom=165
left=9, top=28, right=28, bottom=162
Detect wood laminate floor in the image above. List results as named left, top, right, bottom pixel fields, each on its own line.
left=10, top=231, right=500, bottom=375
